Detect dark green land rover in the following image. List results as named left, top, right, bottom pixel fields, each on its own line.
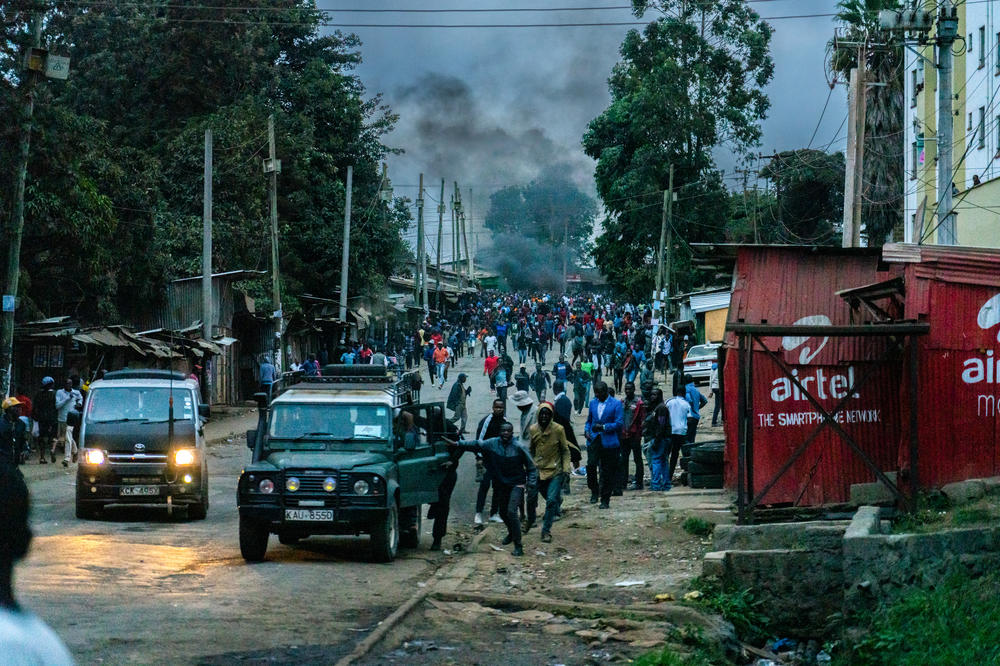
left=237, top=365, right=449, bottom=562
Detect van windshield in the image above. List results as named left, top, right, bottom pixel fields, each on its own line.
left=86, top=387, right=195, bottom=424
left=268, top=403, right=391, bottom=449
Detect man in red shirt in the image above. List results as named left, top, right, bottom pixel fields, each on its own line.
left=433, top=343, right=450, bottom=388
left=484, top=350, right=500, bottom=392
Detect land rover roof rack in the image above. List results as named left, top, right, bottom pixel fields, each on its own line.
left=103, top=369, right=189, bottom=381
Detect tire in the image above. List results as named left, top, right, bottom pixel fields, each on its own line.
left=239, top=515, right=269, bottom=562
left=688, top=460, right=723, bottom=476
left=681, top=442, right=696, bottom=458
left=692, top=441, right=725, bottom=466
left=689, top=473, right=724, bottom=489
left=680, top=458, right=690, bottom=472
left=188, top=479, right=209, bottom=520
left=371, top=504, right=399, bottom=562
left=278, top=534, right=300, bottom=545
left=75, top=502, right=100, bottom=520
left=400, top=506, right=421, bottom=549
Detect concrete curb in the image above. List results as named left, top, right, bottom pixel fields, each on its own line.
left=334, top=533, right=489, bottom=666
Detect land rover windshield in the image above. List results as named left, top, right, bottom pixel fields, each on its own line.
left=267, top=403, right=391, bottom=449
left=86, top=387, right=196, bottom=424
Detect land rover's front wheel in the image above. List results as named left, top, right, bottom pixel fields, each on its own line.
left=371, top=504, right=399, bottom=562
left=239, top=515, right=269, bottom=562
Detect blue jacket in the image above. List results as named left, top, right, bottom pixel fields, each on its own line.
left=685, top=382, right=707, bottom=421
left=584, top=396, right=625, bottom=449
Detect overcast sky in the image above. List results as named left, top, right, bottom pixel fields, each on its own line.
left=334, top=0, right=846, bottom=258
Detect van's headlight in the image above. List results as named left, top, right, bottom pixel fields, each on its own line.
left=258, top=479, right=275, bottom=494
left=83, top=449, right=105, bottom=465
left=353, top=479, right=370, bottom=495
left=174, top=449, right=196, bottom=466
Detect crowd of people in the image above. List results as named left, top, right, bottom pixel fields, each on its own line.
left=0, top=375, right=90, bottom=469
left=395, top=292, right=722, bottom=556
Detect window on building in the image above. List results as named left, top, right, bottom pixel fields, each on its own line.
left=911, top=141, right=918, bottom=179
left=996, top=116, right=1000, bottom=155
left=996, top=33, right=1000, bottom=72
left=980, top=27, right=987, bottom=68
left=911, top=70, right=919, bottom=107
left=969, top=112, right=974, bottom=131
left=979, top=106, right=987, bottom=148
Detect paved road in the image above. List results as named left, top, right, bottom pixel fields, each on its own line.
left=15, top=352, right=509, bottom=665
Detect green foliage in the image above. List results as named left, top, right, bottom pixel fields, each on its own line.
left=891, top=509, right=945, bottom=534
left=633, top=647, right=725, bottom=666
left=1, top=2, right=408, bottom=323
left=830, top=0, right=904, bottom=244
left=583, top=0, right=773, bottom=299
left=687, top=577, right=770, bottom=646
left=757, top=149, right=845, bottom=244
left=682, top=517, right=715, bottom=538
left=952, top=506, right=997, bottom=526
left=838, top=571, right=1000, bottom=665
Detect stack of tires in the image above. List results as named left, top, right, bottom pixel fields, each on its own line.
left=688, top=440, right=724, bottom=489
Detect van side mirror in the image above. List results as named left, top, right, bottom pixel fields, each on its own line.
left=246, top=430, right=257, bottom=450
left=199, top=403, right=211, bottom=418
left=254, top=392, right=269, bottom=409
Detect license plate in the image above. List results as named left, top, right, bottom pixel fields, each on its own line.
left=285, top=509, right=334, bottom=521
left=120, top=485, right=159, bottom=496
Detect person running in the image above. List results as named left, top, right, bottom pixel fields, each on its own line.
left=432, top=342, right=450, bottom=388
left=484, top=349, right=500, bottom=391
left=527, top=403, right=572, bottom=543
left=473, top=399, right=509, bottom=525
left=447, top=423, right=537, bottom=556
left=530, top=363, right=551, bottom=403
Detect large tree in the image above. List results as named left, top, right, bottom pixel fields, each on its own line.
left=757, top=149, right=845, bottom=244
left=1, top=1, right=409, bottom=324
left=831, top=0, right=904, bottom=244
left=482, top=170, right=596, bottom=290
left=583, top=0, right=773, bottom=299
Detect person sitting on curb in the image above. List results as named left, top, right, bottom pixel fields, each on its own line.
left=445, top=423, right=537, bottom=556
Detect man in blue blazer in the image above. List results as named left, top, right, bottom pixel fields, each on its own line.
left=584, top=380, right=625, bottom=509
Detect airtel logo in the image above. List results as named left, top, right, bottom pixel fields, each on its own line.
left=978, top=293, right=1000, bottom=342
left=781, top=315, right=831, bottom=364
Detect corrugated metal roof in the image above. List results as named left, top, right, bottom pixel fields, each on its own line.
left=689, top=291, right=730, bottom=313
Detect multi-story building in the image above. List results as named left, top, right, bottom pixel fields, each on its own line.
left=904, top=0, right=1000, bottom=246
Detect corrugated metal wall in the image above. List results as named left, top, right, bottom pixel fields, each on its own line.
left=900, top=250, right=1000, bottom=486
left=723, top=247, right=907, bottom=506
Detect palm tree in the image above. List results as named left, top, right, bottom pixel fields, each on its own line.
left=830, top=0, right=904, bottom=244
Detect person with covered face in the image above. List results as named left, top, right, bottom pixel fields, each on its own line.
left=527, top=403, right=572, bottom=543
left=447, top=422, right=537, bottom=557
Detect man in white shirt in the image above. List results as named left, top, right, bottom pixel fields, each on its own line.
left=484, top=333, right=498, bottom=356
left=709, top=362, right=721, bottom=426
left=0, top=463, right=75, bottom=664
left=664, top=385, right=693, bottom=491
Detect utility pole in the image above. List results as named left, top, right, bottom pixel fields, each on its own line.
left=265, top=115, right=284, bottom=370
left=339, top=166, right=353, bottom=328
left=655, top=164, right=674, bottom=320
left=435, top=179, right=444, bottom=313
left=1, top=11, right=43, bottom=397
left=454, top=183, right=463, bottom=290
left=417, top=173, right=427, bottom=314
left=936, top=5, right=959, bottom=244
left=202, top=128, right=213, bottom=403
left=466, top=187, right=474, bottom=283
left=842, top=45, right=866, bottom=248
left=460, top=205, right=471, bottom=287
